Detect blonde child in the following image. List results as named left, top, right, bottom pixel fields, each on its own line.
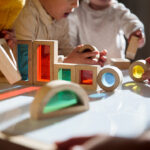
left=0, top=0, right=25, bottom=49
left=13, top=0, right=106, bottom=66
left=68, top=0, right=145, bottom=63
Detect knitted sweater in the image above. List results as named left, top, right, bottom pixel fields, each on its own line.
left=68, top=0, right=145, bottom=63
left=13, top=0, right=72, bottom=56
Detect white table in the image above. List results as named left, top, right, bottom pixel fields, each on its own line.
left=0, top=70, right=150, bottom=149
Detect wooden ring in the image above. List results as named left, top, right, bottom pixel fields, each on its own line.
left=97, top=66, right=123, bottom=91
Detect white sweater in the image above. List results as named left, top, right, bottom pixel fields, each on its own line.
left=68, top=0, right=145, bottom=63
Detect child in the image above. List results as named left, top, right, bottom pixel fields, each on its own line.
left=68, top=0, right=145, bottom=63
left=0, top=0, right=25, bottom=49
left=13, top=0, right=106, bottom=66
left=142, top=57, right=150, bottom=83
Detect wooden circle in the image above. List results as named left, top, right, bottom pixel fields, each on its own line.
left=78, top=44, right=100, bottom=59
left=97, top=66, right=123, bottom=92
left=129, top=60, right=148, bottom=82
left=30, top=80, right=89, bottom=119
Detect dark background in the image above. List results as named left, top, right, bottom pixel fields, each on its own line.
left=119, top=0, right=150, bottom=60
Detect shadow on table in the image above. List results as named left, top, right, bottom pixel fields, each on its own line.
left=122, top=81, right=150, bottom=97
left=1, top=104, right=86, bottom=136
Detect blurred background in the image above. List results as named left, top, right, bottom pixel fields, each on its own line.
left=119, top=0, right=150, bottom=60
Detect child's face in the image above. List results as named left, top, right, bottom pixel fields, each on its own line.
left=90, top=0, right=111, bottom=9
left=40, top=0, right=79, bottom=20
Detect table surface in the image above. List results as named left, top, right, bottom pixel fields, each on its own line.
left=0, top=70, right=150, bottom=149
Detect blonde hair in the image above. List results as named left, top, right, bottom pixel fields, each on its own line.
left=0, top=0, right=25, bottom=30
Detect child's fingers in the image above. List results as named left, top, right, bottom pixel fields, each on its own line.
left=100, top=49, right=107, bottom=57
left=148, top=79, right=150, bottom=84
left=81, top=51, right=99, bottom=58
left=2, top=29, right=15, bottom=34
left=2, top=30, right=16, bottom=39
left=74, top=44, right=85, bottom=52
left=98, top=61, right=104, bottom=67
left=146, top=57, right=150, bottom=64
left=142, top=71, right=150, bottom=81
left=99, top=56, right=107, bottom=63
left=7, top=40, right=16, bottom=49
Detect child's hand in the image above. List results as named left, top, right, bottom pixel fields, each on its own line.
left=142, top=57, right=150, bottom=84
left=128, top=29, right=145, bottom=48
left=64, top=45, right=106, bottom=66
left=0, top=29, right=17, bottom=49
left=98, top=49, right=107, bottom=67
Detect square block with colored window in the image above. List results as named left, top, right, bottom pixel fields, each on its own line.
left=13, top=40, right=33, bottom=84
left=33, top=40, right=58, bottom=85
left=75, top=64, right=100, bottom=91
left=54, top=63, right=76, bottom=82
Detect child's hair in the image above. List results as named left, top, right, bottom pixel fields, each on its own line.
left=0, top=0, right=25, bottom=30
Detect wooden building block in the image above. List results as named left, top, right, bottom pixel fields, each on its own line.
left=33, top=40, right=58, bottom=85
left=78, top=44, right=100, bottom=59
left=0, top=39, right=18, bottom=84
left=0, top=70, right=7, bottom=83
left=30, top=80, right=89, bottom=120
left=110, top=58, right=131, bottom=70
left=13, top=40, right=33, bottom=84
left=97, top=66, right=123, bottom=92
left=129, top=60, right=148, bottom=82
left=126, top=36, right=139, bottom=60
left=0, top=39, right=21, bottom=84
left=75, top=64, right=100, bottom=91
left=54, top=63, right=76, bottom=82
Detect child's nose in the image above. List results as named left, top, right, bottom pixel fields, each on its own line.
left=72, top=0, right=79, bottom=8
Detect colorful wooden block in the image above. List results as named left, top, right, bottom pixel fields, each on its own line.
left=0, top=39, right=21, bottom=84
left=33, top=40, right=58, bottom=85
left=110, top=58, right=131, bottom=70
left=126, top=36, right=139, bottom=60
left=54, top=63, right=76, bottom=82
left=75, top=64, right=100, bottom=91
left=97, top=66, right=123, bottom=92
left=30, top=80, right=89, bottom=120
left=13, top=40, right=33, bottom=84
left=129, top=60, right=149, bottom=82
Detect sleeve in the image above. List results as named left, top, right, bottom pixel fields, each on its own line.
left=68, top=12, right=80, bottom=48
left=13, top=4, right=38, bottom=40
left=116, top=3, right=145, bottom=39
left=57, top=19, right=73, bottom=56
